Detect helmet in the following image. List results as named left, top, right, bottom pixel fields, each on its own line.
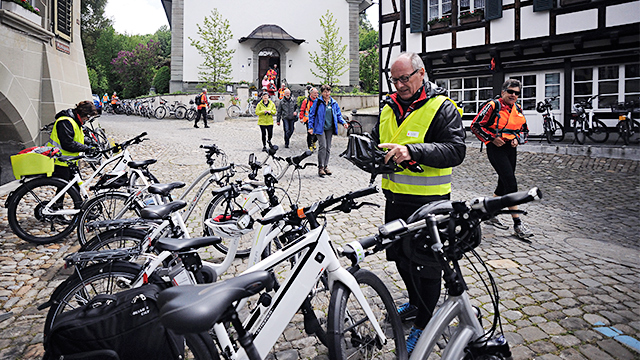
left=401, top=200, right=481, bottom=266
left=536, top=101, right=546, bottom=113
left=340, top=133, right=401, bottom=174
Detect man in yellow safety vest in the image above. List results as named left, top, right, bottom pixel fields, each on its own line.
left=371, top=52, right=466, bottom=355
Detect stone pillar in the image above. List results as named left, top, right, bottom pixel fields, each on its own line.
left=346, top=0, right=361, bottom=87
left=237, top=84, right=249, bottom=109
left=169, top=0, right=185, bottom=93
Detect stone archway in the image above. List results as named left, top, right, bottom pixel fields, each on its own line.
left=251, top=40, right=290, bottom=88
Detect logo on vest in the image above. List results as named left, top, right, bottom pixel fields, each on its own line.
left=407, top=131, right=419, bottom=138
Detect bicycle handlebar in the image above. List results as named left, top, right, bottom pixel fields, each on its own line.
left=106, top=132, right=148, bottom=154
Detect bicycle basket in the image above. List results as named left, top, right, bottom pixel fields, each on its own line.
left=340, top=133, right=401, bottom=175
left=11, top=152, right=56, bottom=179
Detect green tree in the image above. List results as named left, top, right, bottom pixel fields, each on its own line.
left=189, top=9, right=235, bottom=91
left=88, top=64, right=109, bottom=94
left=111, top=39, right=161, bottom=98
left=359, top=49, right=379, bottom=93
left=153, top=66, right=171, bottom=94
left=309, top=10, right=351, bottom=86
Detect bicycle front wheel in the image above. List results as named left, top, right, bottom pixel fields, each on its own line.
left=327, top=268, right=407, bottom=360
left=186, top=109, right=196, bottom=121
left=155, top=106, right=167, bottom=120
left=175, top=106, right=188, bottom=119
left=545, top=119, right=564, bottom=143
left=76, top=192, right=142, bottom=246
left=227, top=105, right=241, bottom=118
left=6, top=177, right=82, bottom=244
left=629, top=119, right=640, bottom=144
left=587, top=118, right=609, bottom=143
left=573, top=119, right=586, bottom=144
left=202, top=193, right=255, bottom=258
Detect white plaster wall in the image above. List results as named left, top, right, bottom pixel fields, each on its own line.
left=456, top=27, right=484, bottom=48
left=490, top=9, right=515, bottom=44
left=520, top=5, right=550, bottom=40
left=382, top=21, right=401, bottom=47
left=425, top=32, right=452, bottom=52
left=406, top=31, right=422, bottom=53
left=556, top=9, right=598, bottom=35
left=606, top=1, right=640, bottom=27
left=183, top=0, right=351, bottom=85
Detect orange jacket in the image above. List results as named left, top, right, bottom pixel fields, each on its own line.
left=197, top=93, right=209, bottom=110
left=299, top=97, right=316, bottom=123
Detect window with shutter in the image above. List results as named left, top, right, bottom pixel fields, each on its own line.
left=410, top=0, right=424, bottom=33
left=54, top=0, right=72, bottom=42
left=533, top=0, right=553, bottom=12
left=485, top=0, right=502, bottom=20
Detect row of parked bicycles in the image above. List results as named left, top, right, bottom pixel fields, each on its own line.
left=7, top=115, right=544, bottom=359
left=536, top=95, right=639, bottom=145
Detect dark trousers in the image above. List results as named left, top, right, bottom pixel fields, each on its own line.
left=260, top=125, right=273, bottom=147
left=194, top=108, right=208, bottom=126
left=486, top=142, right=518, bottom=196
left=385, top=198, right=443, bottom=329
left=306, top=122, right=317, bottom=148
left=282, top=118, right=295, bottom=146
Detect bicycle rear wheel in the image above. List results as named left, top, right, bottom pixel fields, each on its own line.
left=186, top=109, right=196, bottom=121
left=327, top=268, right=407, bottom=359
left=6, top=177, right=82, bottom=244
left=155, top=106, right=167, bottom=120
left=545, top=119, right=564, bottom=143
left=76, top=192, right=142, bottom=245
left=227, top=105, right=241, bottom=118
left=573, top=119, right=586, bottom=144
left=587, top=118, right=609, bottom=143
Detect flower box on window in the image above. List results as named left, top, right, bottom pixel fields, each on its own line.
left=428, top=16, right=452, bottom=30
left=459, top=10, right=484, bottom=25
left=1, top=0, right=41, bottom=24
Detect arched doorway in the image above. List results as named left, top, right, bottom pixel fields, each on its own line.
left=258, top=47, right=280, bottom=87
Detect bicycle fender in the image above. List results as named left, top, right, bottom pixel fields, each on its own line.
left=329, top=267, right=388, bottom=345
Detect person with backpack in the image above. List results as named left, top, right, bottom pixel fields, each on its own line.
left=276, top=88, right=298, bottom=148
left=194, top=88, right=209, bottom=128
left=470, top=78, right=533, bottom=239
left=370, top=52, right=466, bottom=355
left=46, top=100, right=99, bottom=182
left=308, top=84, right=348, bottom=177
left=299, top=87, right=319, bottom=150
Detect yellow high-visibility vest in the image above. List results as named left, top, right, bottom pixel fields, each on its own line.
left=379, top=95, right=455, bottom=196
left=47, top=116, right=84, bottom=167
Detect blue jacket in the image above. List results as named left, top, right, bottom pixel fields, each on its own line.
left=308, top=97, right=345, bottom=135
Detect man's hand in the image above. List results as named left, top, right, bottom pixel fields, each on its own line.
left=308, top=128, right=314, bottom=135
left=510, top=139, right=518, bottom=148
left=343, top=123, right=348, bottom=129
left=379, top=143, right=411, bottom=164
left=491, top=137, right=506, bottom=147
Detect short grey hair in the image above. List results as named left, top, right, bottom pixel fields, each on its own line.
left=502, top=79, right=521, bottom=92
left=394, top=52, right=427, bottom=81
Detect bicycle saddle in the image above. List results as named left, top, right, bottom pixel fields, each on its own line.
left=158, top=271, right=274, bottom=334
left=140, top=200, right=187, bottom=220
left=155, top=236, right=222, bottom=252
left=127, top=159, right=157, bottom=169
left=148, top=182, right=186, bottom=197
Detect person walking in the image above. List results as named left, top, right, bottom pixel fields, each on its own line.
left=308, top=84, right=348, bottom=177
left=299, top=87, right=319, bottom=151
left=371, top=52, right=466, bottom=354
left=277, top=89, right=298, bottom=148
left=110, top=92, right=119, bottom=113
left=194, top=88, right=209, bottom=128
left=471, top=78, right=533, bottom=239
left=256, top=92, right=277, bottom=151
left=101, top=93, right=109, bottom=110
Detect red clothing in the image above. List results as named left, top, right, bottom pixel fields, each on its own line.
left=471, top=98, right=529, bottom=144
left=266, top=69, right=277, bottom=81
left=197, top=93, right=209, bottom=110
left=266, top=83, right=277, bottom=96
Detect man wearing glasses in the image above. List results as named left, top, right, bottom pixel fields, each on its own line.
left=471, top=79, right=532, bottom=239
left=370, top=52, right=466, bottom=354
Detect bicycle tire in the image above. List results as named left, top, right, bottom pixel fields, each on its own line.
left=326, top=268, right=407, bottom=360
left=545, top=119, right=564, bottom=143
left=80, top=227, right=148, bottom=252
left=175, top=106, right=188, bottom=120
left=6, top=177, right=82, bottom=244
left=573, top=119, right=586, bottom=145
left=155, top=106, right=167, bottom=120
left=184, top=332, right=221, bottom=360
left=629, top=120, right=640, bottom=144
left=587, top=118, right=609, bottom=143
left=43, top=261, right=145, bottom=337
left=202, top=193, right=254, bottom=258
left=227, top=105, right=241, bottom=118
left=347, top=120, right=363, bottom=136
left=76, top=192, right=143, bottom=246
left=186, top=109, right=196, bottom=121
left=249, top=104, right=256, bottom=117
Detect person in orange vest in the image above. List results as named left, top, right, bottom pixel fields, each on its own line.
left=194, top=88, right=209, bottom=128
left=110, top=92, right=119, bottom=113
left=471, top=78, right=532, bottom=239
left=299, top=87, right=318, bottom=150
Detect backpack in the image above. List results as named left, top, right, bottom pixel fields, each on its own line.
left=472, top=96, right=524, bottom=151
left=194, top=94, right=201, bottom=105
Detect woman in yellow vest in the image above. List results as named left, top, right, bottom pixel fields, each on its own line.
left=470, top=79, right=532, bottom=239
left=46, top=100, right=98, bottom=182
left=255, top=92, right=277, bottom=151
left=370, top=53, right=466, bottom=355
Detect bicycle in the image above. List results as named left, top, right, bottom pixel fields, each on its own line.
left=571, top=94, right=609, bottom=144
left=5, top=133, right=149, bottom=244
left=155, top=97, right=188, bottom=120
left=157, top=185, right=407, bottom=360
left=611, top=100, right=640, bottom=145
left=336, top=187, right=542, bottom=359
left=536, top=95, right=565, bottom=143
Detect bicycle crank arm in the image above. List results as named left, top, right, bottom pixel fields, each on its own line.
left=42, top=208, right=80, bottom=216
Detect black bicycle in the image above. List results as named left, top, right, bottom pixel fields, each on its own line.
left=536, top=96, right=564, bottom=143
left=571, top=94, right=609, bottom=144
left=611, top=100, right=640, bottom=145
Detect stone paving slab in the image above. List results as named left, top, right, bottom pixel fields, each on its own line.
left=0, top=114, right=638, bottom=359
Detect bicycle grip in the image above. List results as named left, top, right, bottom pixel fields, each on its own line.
left=348, top=186, right=378, bottom=200
left=481, top=188, right=542, bottom=215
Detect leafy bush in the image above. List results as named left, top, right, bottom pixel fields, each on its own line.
left=297, top=95, right=306, bottom=107
left=210, top=102, right=225, bottom=109
left=152, top=66, right=170, bottom=94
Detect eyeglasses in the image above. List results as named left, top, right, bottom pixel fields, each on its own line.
left=390, top=69, right=420, bottom=84
left=505, top=89, right=521, bottom=96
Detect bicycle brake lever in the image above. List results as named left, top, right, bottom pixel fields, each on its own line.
left=355, top=201, right=380, bottom=209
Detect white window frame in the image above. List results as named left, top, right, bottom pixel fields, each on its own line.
left=428, top=0, right=452, bottom=20
left=459, top=0, right=485, bottom=16
left=436, top=75, right=492, bottom=115
left=572, top=64, right=639, bottom=110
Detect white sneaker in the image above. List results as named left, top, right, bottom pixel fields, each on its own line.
left=514, top=222, right=534, bottom=239
left=485, top=216, right=509, bottom=230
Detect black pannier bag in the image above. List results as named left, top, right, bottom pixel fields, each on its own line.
left=44, top=284, right=184, bottom=360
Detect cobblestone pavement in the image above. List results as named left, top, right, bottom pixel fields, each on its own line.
left=0, top=114, right=638, bottom=359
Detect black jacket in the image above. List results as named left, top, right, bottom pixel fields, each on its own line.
left=277, top=96, right=298, bottom=122
left=371, top=81, right=466, bottom=203
left=54, top=109, right=93, bottom=153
